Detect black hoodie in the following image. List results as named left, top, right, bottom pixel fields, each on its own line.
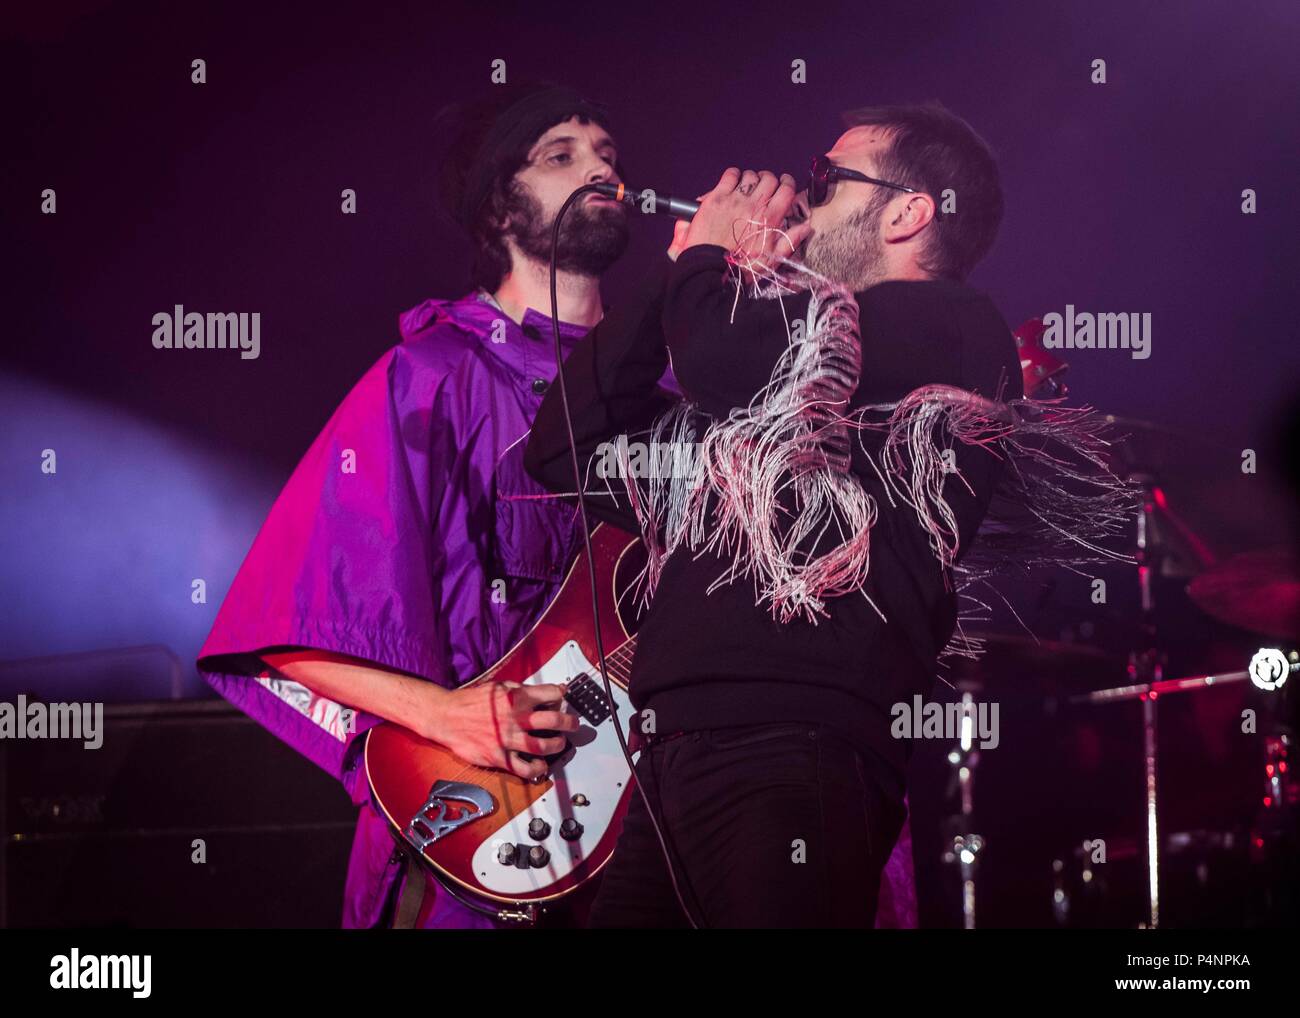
left=525, top=244, right=1022, bottom=798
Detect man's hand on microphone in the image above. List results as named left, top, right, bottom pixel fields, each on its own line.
left=676, top=168, right=812, bottom=278
left=666, top=218, right=695, bottom=262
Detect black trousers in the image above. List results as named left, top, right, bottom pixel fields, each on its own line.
left=588, top=720, right=907, bottom=928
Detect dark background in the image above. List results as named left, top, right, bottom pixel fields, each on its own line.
left=5, top=0, right=1299, bottom=672
left=3, top=1, right=1298, bottom=928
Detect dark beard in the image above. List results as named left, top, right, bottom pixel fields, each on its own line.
left=504, top=180, right=630, bottom=277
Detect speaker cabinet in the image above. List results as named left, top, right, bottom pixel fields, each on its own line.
left=1, top=699, right=358, bottom=927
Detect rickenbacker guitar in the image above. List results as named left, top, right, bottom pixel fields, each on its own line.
left=363, top=523, right=646, bottom=923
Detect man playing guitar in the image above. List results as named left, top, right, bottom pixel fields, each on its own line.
left=198, top=83, right=633, bottom=928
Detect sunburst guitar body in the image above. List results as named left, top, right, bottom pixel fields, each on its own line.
left=363, top=524, right=645, bottom=923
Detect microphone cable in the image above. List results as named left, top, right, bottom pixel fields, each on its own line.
left=546, top=181, right=702, bottom=930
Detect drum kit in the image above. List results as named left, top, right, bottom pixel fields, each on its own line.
left=931, top=321, right=1299, bottom=928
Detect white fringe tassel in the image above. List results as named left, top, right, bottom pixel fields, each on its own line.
left=605, top=245, right=1139, bottom=656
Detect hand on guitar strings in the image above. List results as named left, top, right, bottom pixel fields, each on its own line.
left=424, top=680, right=577, bottom=781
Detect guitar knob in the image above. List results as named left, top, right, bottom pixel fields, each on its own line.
left=497, top=842, right=518, bottom=866
left=528, top=818, right=551, bottom=841
left=527, top=845, right=550, bottom=868
left=560, top=818, right=584, bottom=841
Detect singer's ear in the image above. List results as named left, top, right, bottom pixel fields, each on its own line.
left=483, top=196, right=504, bottom=231
left=482, top=185, right=511, bottom=234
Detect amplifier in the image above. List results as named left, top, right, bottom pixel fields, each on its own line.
left=1, top=698, right=358, bottom=928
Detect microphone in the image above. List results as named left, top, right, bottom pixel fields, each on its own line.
left=590, top=182, right=698, bottom=219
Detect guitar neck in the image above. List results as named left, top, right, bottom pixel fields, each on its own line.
left=593, top=633, right=638, bottom=687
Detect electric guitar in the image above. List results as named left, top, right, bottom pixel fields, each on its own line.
left=363, top=523, right=645, bottom=923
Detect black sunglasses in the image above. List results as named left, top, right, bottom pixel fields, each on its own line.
left=808, top=153, right=917, bottom=207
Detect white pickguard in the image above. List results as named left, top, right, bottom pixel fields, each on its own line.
left=470, top=640, right=639, bottom=895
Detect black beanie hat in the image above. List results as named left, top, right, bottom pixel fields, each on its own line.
left=436, top=82, right=622, bottom=236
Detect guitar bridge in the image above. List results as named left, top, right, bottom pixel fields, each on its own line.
left=404, top=780, right=496, bottom=852
left=564, top=672, right=613, bottom=725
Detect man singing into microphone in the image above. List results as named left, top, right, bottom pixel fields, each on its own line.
left=525, top=103, right=1030, bottom=926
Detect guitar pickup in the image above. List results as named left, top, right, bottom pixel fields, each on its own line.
left=563, top=673, right=612, bottom=725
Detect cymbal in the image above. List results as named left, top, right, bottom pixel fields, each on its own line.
left=1099, top=415, right=1295, bottom=570
left=1100, top=414, right=1201, bottom=477
left=1187, top=547, right=1300, bottom=640
left=942, top=631, right=1120, bottom=697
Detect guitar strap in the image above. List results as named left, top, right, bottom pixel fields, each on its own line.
left=391, top=850, right=427, bottom=930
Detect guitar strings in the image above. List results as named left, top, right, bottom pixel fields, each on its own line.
left=423, top=637, right=640, bottom=809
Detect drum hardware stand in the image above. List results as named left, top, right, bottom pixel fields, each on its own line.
left=1120, top=467, right=1296, bottom=928
left=1250, top=712, right=1297, bottom=922
left=1128, top=472, right=1169, bottom=928
left=940, top=686, right=985, bottom=928
left=1073, top=657, right=1297, bottom=926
